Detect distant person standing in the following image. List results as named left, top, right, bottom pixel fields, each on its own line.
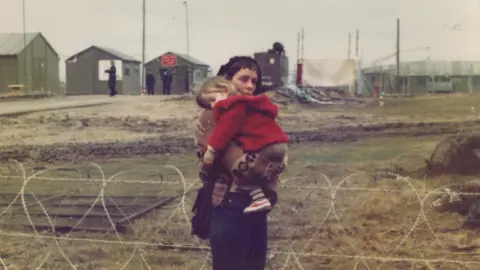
left=146, top=70, right=156, bottom=95
left=162, top=69, right=173, bottom=95
left=104, top=61, right=117, bottom=96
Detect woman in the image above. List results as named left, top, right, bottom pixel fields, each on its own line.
left=193, top=56, right=279, bottom=270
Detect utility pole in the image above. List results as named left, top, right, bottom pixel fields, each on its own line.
left=296, top=32, right=300, bottom=64
left=355, top=29, right=359, bottom=58
left=396, top=18, right=400, bottom=94
left=184, top=1, right=190, bottom=92
left=141, top=0, right=146, bottom=90
left=354, top=29, right=360, bottom=94
left=22, top=0, right=27, bottom=91
left=348, top=32, right=351, bottom=59
left=301, top=28, right=304, bottom=63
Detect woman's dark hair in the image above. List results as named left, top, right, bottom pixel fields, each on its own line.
left=217, top=56, right=265, bottom=95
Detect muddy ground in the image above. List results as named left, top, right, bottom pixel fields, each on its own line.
left=1, top=95, right=480, bottom=163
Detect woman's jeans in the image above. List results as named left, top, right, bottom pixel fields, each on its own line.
left=209, top=192, right=268, bottom=270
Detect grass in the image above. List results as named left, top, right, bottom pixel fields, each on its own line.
left=352, top=94, right=480, bottom=117
left=0, top=134, right=478, bottom=269
left=294, top=94, right=480, bottom=122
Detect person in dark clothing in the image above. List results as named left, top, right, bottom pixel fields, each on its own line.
left=162, top=69, right=173, bottom=95
left=104, top=61, right=117, bottom=96
left=192, top=56, right=278, bottom=270
left=145, top=70, right=156, bottom=95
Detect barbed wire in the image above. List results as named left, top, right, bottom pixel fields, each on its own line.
left=0, top=160, right=479, bottom=269
left=2, top=174, right=480, bottom=197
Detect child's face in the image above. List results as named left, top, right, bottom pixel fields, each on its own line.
left=199, top=89, right=229, bottom=108
left=209, top=92, right=228, bottom=107
left=198, top=79, right=237, bottom=109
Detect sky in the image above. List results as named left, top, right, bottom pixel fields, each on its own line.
left=1, top=0, right=480, bottom=81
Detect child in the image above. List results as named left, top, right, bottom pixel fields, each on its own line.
left=197, top=76, right=289, bottom=213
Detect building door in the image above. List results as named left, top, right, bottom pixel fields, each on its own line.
left=0, top=60, right=18, bottom=94
left=33, top=59, right=46, bottom=92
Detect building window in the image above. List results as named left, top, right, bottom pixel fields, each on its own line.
left=124, top=67, right=130, bottom=76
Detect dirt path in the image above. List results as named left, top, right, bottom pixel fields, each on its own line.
left=0, top=96, right=115, bottom=117
left=0, top=95, right=184, bottom=117
left=1, top=118, right=479, bottom=163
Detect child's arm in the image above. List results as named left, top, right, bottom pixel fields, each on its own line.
left=203, top=104, right=246, bottom=165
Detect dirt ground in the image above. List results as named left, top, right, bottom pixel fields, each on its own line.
left=1, top=94, right=480, bottom=163
left=1, top=94, right=480, bottom=269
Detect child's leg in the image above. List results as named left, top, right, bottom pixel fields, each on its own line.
left=222, top=143, right=260, bottom=187
left=254, top=143, right=289, bottom=181
left=230, top=155, right=273, bottom=214
left=221, top=144, right=273, bottom=213
left=240, top=143, right=288, bottom=209
left=259, top=143, right=288, bottom=162
left=236, top=185, right=272, bottom=213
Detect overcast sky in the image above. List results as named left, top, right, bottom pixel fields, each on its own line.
left=1, top=0, right=480, bottom=81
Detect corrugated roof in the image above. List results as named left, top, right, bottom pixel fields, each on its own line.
left=174, top=52, right=209, bottom=66
left=146, top=51, right=210, bottom=67
left=95, top=46, right=140, bottom=63
left=66, top=45, right=141, bottom=63
left=0, top=32, right=38, bottom=55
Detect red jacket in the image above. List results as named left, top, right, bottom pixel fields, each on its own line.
left=207, top=94, right=288, bottom=152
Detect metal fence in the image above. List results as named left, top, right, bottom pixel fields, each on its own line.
left=363, top=61, right=480, bottom=95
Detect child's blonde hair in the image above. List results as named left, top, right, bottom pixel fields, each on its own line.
left=196, top=76, right=236, bottom=109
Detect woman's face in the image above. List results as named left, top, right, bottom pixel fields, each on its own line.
left=231, top=68, right=258, bottom=96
